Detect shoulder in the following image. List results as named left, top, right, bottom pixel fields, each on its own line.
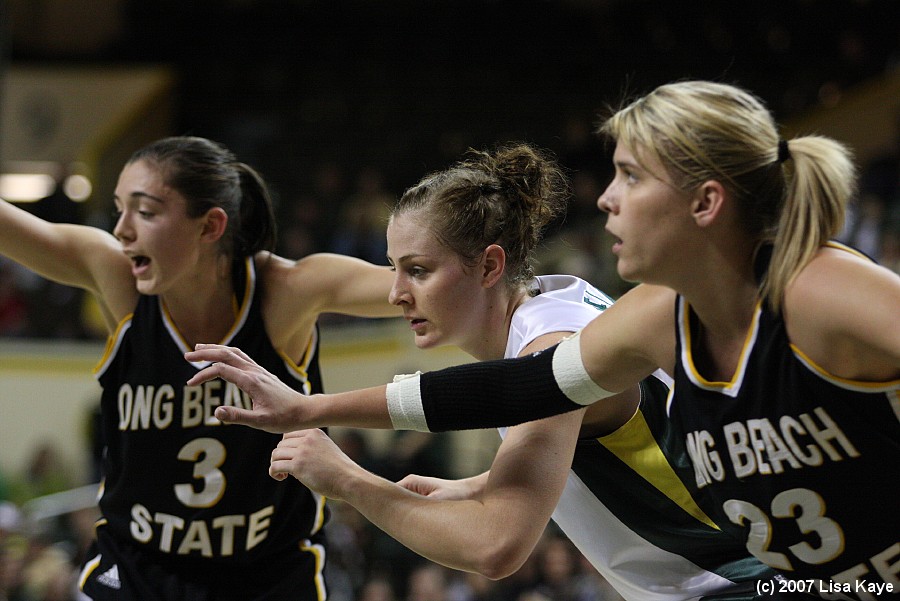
left=254, top=252, right=335, bottom=302
left=580, top=284, right=678, bottom=389
left=784, top=245, right=900, bottom=380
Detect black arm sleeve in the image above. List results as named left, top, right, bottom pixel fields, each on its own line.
left=419, top=344, right=585, bottom=432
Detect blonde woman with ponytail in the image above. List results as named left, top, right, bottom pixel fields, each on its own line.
left=190, top=83, right=900, bottom=597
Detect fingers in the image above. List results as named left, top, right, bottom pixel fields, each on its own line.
left=213, top=405, right=257, bottom=426
left=187, top=362, right=247, bottom=388
left=185, top=344, right=249, bottom=364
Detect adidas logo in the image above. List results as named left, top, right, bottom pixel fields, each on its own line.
left=97, top=565, right=122, bottom=590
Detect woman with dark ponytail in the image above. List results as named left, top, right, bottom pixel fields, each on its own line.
left=0, top=136, right=398, bottom=600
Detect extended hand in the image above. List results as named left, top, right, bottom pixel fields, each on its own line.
left=185, top=344, right=308, bottom=433
left=270, top=429, right=359, bottom=499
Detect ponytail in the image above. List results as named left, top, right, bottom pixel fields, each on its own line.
left=234, top=163, right=277, bottom=256
left=762, top=136, right=856, bottom=311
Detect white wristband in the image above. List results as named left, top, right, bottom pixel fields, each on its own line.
left=385, top=371, right=431, bottom=431
left=552, top=330, right=614, bottom=405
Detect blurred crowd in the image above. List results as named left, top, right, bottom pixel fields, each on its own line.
left=2, top=120, right=899, bottom=339
left=0, top=431, right=627, bottom=601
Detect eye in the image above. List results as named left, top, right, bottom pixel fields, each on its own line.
left=409, top=266, right=426, bottom=278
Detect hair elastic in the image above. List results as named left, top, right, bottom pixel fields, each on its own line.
left=777, top=139, right=791, bottom=164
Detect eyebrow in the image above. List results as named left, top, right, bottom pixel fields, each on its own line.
left=115, top=191, right=166, bottom=204
left=613, top=159, right=641, bottom=171
left=389, top=253, right=429, bottom=264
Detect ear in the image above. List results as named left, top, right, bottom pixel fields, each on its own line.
left=691, top=180, right=727, bottom=228
left=481, top=244, right=507, bottom=288
left=200, top=207, right=229, bottom=243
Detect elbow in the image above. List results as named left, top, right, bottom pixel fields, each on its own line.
left=470, top=537, right=531, bottom=580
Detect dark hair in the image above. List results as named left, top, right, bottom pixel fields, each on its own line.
left=394, top=143, right=569, bottom=285
left=128, top=136, right=277, bottom=258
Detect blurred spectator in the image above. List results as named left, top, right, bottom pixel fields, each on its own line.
left=313, top=161, right=351, bottom=252
left=359, top=576, right=398, bottom=601
left=277, top=193, right=327, bottom=259
left=880, top=227, right=900, bottom=275
left=0, top=259, right=28, bottom=337
left=840, top=193, right=888, bottom=259
left=518, top=533, right=582, bottom=601
left=329, top=166, right=393, bottom=266
left=7, top=444, right=74, bottom=509
left=322, top=501, right=370, bottom=601
left=406, top=563, right=449, bottom=601
left=377, top=431, right=453, bottom=483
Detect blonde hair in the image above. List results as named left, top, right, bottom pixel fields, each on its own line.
left=600, top=81, right=857, bottom=312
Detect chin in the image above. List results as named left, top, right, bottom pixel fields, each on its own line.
left=413, top=333, right=443, bottom=350
left=134, top=279, right=159, bottom=296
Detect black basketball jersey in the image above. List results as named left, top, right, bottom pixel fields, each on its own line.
left=93, top=257, right=326, bottom=571
left=669, top=288, right=900, bottom=599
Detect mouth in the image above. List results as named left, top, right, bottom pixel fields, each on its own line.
left=606, top=229, right=623, bottom=253
left=407, top=317, right=427, bottom=331
left=129, top=254, right=151, bottom=276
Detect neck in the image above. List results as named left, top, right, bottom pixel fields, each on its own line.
left=162, top=255, right=237, bottom=347
left=464, top=285, right=530, bottom=361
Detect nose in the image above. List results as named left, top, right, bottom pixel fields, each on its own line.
left=388, top=275, right=410, bottom=306
left=597, top=182, right=617, bottom=214
left=112, top=210, right=133, bottom=243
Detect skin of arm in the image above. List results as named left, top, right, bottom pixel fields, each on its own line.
left=258, top=252, right=399, bottom=363
left=185, top=285, right=675, bottom=433
left=0, top=199, right=137, bottom=332
left=576, top=283, right=678, bottom=392
left=783, top=246, right=900, bottom=381
left=187, top=287, right=666, bottom=431
left=267, top=332, right=639, bottom=578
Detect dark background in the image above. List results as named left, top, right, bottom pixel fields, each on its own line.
left=7, top=0, right=898, bottom=199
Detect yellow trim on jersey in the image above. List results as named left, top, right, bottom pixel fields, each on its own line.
left=278, top=327, right=317, bottom=395
left=680, top=298, right=762, bottom=397
left=161, top=256, right=255, bottom=352
left=299, top=538, right=327, bottom=601
left=598, top=408, right=720, bottom=530
left=825, top=239, right=871, bottom=260
left=790, top=343, right=900, bottom=391
left=92, top=313, right=134, bottom=375
left=309, top=491, right=327, bottom=535
left=77, top=553, right=102, bottom=591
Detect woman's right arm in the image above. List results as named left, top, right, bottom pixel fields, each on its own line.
left=0, top=200, right=136, bottom=325
left=188, top=284, right=675, bottom=432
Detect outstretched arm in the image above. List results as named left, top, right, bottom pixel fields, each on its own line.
left=270, top=409, right=586, bottom=578
left=185, top=344, right=395, bottom=431
left=186, top=284, right=672, bottom=433
left=0, top=198, right=137, bottom=329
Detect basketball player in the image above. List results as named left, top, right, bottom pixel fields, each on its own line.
left=0, top=136, right=398, bottom=600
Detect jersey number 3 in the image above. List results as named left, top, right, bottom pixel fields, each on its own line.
left=174, top=438, right=227, bottom=508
